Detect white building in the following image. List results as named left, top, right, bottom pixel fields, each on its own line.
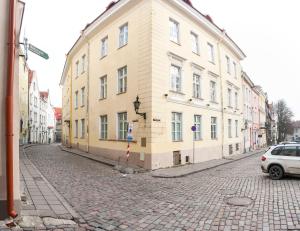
left=29, top=71, right=55, bottom=144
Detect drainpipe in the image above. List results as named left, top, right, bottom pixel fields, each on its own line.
left=6, top=0, right=18, bottom=218
left=217, top=34, right=225, bottom=159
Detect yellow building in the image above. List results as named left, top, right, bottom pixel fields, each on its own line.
left=61, top=0, right=246, bottom=169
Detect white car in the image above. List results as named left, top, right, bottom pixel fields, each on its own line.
left=261, top=144, right=300, bottom=180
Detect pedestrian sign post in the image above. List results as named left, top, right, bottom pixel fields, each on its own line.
left=191, top=125, right=196, bottom=163
left=126, top=123, right=134, bottom=164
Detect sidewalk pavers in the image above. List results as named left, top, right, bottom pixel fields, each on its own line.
left=16, top=147, right=83, bottom=230
left=151, top=149, right=266, bottom=178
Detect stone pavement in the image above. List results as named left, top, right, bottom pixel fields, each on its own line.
left=9, top=146, right=85, bottom=230
left=152, top=149, right=266, bottom=178
left=23, top=144, right=300, bottom=231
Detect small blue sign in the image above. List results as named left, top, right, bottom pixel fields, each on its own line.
left=191, top=125, right=196, bottom=132
left=127, top=135, right=133, bottom=142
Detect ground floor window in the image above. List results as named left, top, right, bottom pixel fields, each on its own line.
left=172, top=112, right=182, bottom=141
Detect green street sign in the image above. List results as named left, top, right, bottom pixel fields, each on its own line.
left=28, top=43, right=49, bottom=60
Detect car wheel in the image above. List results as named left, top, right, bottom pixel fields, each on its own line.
left=269, top=165, right=284, bottom=180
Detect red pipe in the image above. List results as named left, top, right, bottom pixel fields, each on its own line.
left=6, top=0, right=18, bottom=218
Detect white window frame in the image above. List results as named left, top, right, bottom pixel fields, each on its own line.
left=172, top=112, right=182, bottom=141
left=235, top=120, right=238, bottom=138
left=211, top=117, right=217, bottom=139
left=100, top=75, right=107, bottom=99
left=210, top=81, right=217, bottom=102
left=118, top=66, right=127, bottom=94
left=191, top=32, right=199, bottom=54
left=207, top=42, right=215, bottom=63
left=99, top=115, right=108, bottom=140
left=194, top=115, right=202, bottom=141
left=75, top=60, right=79, bottom=77
left=226, top=55, right=231, bottom=74
left=75, top=91, right=78, bottom=109
left=170, top=64, right=182, bottom=92
left=193, top=73, right=201, bottom=99
left=119, top=23, right=128, bottom=47
left=101, top=36, right=108, bottom=58
left=80, top=119, right=85, bottom=138
left=81, top=55, right=86, bottom=73
left=75, top=120, right=78, bottom=138
left=233, top=61, right=237, bottom=78
left=169, top=18, right=179, bottom=44
left=228, top=119, right=232, bottom=138
left=118, top=112, right=127, bottom=140
left=235, top=92, right=238, bottom=109
left=81, top=87, right=85, bottom=107
left=228, top=88, right=232, bottom=107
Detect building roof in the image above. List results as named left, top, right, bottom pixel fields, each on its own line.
left=54, top=107, right=62, bottom=120
left=60, top=0, right=246, bottom=85
left=293, top=121, right=300, bottom=128
left=39, top=91, right=49, bottom=99
left=28, top=69, right=34, bottom=84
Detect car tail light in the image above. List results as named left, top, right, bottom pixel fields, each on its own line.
left=261, top=156, right=266, bottom=161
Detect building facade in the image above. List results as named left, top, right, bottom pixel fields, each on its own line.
left=61, top=0, right=247, bottom=169
left=54, top=107, right=62, bottom=142
left=18, top=52, right=29, bottom=144
left=29, top=72, right=55, bottom=144
left=0, top=0, right=25, bottom=219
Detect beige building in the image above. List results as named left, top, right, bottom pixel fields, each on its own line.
left=0, top=0, right=25, bottom=219
left=19, top=52, right=29, bottom=144
left=61, top=0, right=246, bottom=169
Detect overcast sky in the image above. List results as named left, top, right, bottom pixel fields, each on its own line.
left=21, top=0, right=300, bottom=120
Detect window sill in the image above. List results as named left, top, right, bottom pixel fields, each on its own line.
left=118, top=43, right=128, bottom=50
left=211, top=138, right=218, bottom=140
left=210, top=101, right=218, bottom=104
left=172, top=140, right=183, bottom=142
left=99, top=97, right=107, bottom=101
left=194, top=139, right=203, bottom=141
left=208, top=61, right=215, bottom=65
left=117, top=91, right=127, bottom=95
left=170, top=40, right=181, bottom=46
left=192, top=51, right=200, bottom=56
left=100, top=55, right=107, bottom=60
left=81, top=105, right=85, bottom=108
left=169, top=90, right=185, bottom=95
left=192, top=96, right=204, bottom=101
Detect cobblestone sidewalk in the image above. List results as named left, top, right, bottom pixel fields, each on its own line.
left=0, top=146, right=86, bottom=230
left=152, top=148, right=266, bottom=178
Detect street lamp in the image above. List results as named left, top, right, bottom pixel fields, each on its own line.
left=133, top=96, right=146, bottom=120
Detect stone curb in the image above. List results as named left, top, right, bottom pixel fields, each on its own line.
left=58, top=145, right=147, bottom=173
left=152, top=149, right=265, bottom=178
left=22, top=147, right=81, bottom=222
left=58, top=145, right=116, bottom=167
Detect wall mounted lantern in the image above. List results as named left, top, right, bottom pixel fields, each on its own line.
left=133, top=96, right=146, bottom=120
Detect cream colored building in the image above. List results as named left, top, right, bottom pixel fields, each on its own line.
left=255, top=86, right=267, bottom=147
left=61, top=0, right=246, bottom=169
left=18, top=52, right=29, bottom=144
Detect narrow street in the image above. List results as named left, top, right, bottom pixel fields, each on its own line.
left=23, top=145, right=300, bottom=231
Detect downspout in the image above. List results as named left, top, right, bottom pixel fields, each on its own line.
left=6, top=0, right=18, bottom=218
left=217, top=34, right=225, bottom=159
left=86, top=40, right=90, bottom=153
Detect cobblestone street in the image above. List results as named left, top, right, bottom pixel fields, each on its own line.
left=24, top=145, right=300, bottom=231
